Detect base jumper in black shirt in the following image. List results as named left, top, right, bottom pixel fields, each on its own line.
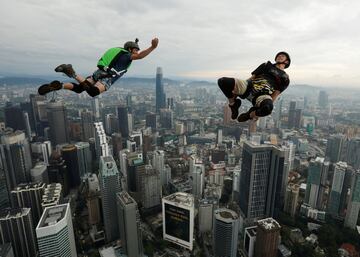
left=218, top=52, right=291, bottom=122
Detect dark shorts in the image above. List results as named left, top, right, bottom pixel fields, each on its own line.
left=92, top=69, right=119, bottom=91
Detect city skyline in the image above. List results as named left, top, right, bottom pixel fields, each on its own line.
left=1, top=0, right=360, bottom=88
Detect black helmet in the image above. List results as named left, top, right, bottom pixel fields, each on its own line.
left=124, top=38, right=140, bottom=51
left=275, top=51, right=291, bottom=68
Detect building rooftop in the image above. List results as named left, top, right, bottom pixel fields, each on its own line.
left=39, top=204, right=67, bottom=228
left=163, top=192, right=194, bottom=207
left=257, top=217, right=281, bottom=231
left=214, top=208, right=238, bottom=222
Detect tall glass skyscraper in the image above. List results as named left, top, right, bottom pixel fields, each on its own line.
left=156, top=67, right=166, bottom=113
left=99, top=156, right=121, bottom=242
left=0, top=130, right=32, bottom=197
left=213, top=208, right=239, bottom=257
left=345, top=171, right=360, bottom=229
left=46, top=101, right=69, bottom=146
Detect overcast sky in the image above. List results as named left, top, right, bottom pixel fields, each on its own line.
left=1, top=0, right=360, bottom=87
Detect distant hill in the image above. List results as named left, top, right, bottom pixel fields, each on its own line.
left=0, top=76, right=48, bottom=86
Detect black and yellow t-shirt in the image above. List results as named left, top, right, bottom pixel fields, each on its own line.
left=250, top=61, right=290, bottom=95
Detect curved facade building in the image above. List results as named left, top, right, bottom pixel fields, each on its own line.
left=213, top=208, right=239, bottom=257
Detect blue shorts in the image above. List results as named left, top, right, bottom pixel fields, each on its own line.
left=92, top=69, right=119, bottom=91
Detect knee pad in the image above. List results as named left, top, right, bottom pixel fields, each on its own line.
left=70, top=83, right=84, bottom=93
left=217, top=77, right=235, bottom=98
left=79, top=79, right=92, bottom=89
left=255, top=99, right=273, bottom=117
left=85, top=86, right=100, bottom=97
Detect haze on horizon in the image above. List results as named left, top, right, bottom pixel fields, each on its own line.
left=1, top=0, right=360, bottom=88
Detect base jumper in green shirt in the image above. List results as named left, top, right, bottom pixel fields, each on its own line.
left=38, top=38, right=159, bottom=97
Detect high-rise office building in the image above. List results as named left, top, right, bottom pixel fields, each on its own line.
left=344, top=171, right=360, bottom=229
left=339, top=166, right=354, bottom=216
left=238, top=142, right=285, bottom=226
left=326, top=134, right=344, bottom=163
left=61, top=144, right=81, bottom=188
left=244, top=226, right=257, bottom=257
left=105, top=114, right=119, bottom=135
left=213, top=208, right=239, bottom=257
left=138, top=165, right=161, bottom=209
left=117, top=106, right=129, bottom=138
left=31, top=141, right=52, bottom=165
left=159, top=109, right=173, bottom=129
left=46, top=101, right=69, bottom=146
left=146, top=112, right=157, bottom=130
left=318, top=90, right=329, bottom=108
left=254, top=218, right=281, bottom=257
left=80, top=110, right=95, bottom=141
left=0, top=208, right=37, bottom=257
left=48, top=156, right=69, bottom=196
left=111, top=133, right=122, bottom=159
left=10, top=182, right=45, bottom=227
left=91, top=97, right=100, bottom=121
left=4, top=102, right=27, bottom=132
left=36, top=203, right=77, bottom=257
left=153, top=150, right=166, bottom=185
left=287, top=101, right=296, bottom=128
left=190, top=163, right=205, bottom=200
left=116, top=191, right=143, bottom=257
left=327, top=162, right=347, bottom=216
left=198, top=199, right=216, bottom=233
left=284, top=183, right=300, bottom=217
left=99, top=156, right=121, bottom=242
left=94, top=122, right=109, bottom=158
left=75, top=142, right=93, bottom=177
left=0, top=130, right=32, bottom=191
left=305, top=157, right=329, bottom=210
left=29, top=94, right=47, bottom=136
left=41, top=183, right=63, bottom=210
left=163, top=192, right=194, bottom=250
left=346, top=138, right=360, bottom=170
left=156, top=67, right=166, bottom=113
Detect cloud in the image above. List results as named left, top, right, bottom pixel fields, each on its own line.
left=0, top=0, right=359, bottom=87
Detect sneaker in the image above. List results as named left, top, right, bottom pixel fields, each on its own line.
left=237, top=107, right=257, bottom=122
left=229, top=99, right=242, bottom=119
left=38, top=80, right=62, bottom=95
left=54, top=64, right=76, bottom=78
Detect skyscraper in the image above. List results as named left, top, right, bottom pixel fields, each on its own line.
left=116, top=191, right=143, bottom=257
left=4, top=102, right=27, bottom=131
left=284, top=183, right=300, bottom=217
left=153, top=150, right=166, bottom=185
left=305, top=157, right=329, bottom=210
left=156, top=67, right=166, bottom=113
left=326, top=134, right=344, bottom=163
left=146, top=112, right=157, bottom=130
left=344, top=171, right=360, bottom=229
left=190, top=163, right=205, bottom=200
left=80, top=110, right=95, bottom=141
left=61, top=144, right=81, bottom=188
left=117, top=106, right=130, bottom=138
left=94, top=122, right=109, bottom=158
left=198, top=199, right=216, bottom=233
left=111, top=133, right=123, bottom=159
left=30, top=162, right=48, bottom=184
left=75, top=142, right=93, bottom=177
left=318, top=90, right=329, bottom=108
left=163, top=192, right=194, bottom=250
left=327, top=162, right=347, bottom=216
left=99, top=156, right=121, bottom=242
left=159, top=109, right=173, bottom=129
left=346, top=138, right=360, bottom=169
left=10, top=182, right=46, bottom=227
left=36, top=203, right=77, bottom=257
left=0, top=130, right=32, bottom=191
left=47, top=156, right=69, bottom=196
left=213, top=208, right=239, bottom=257
left=138, top=165, right=161, bottom=209
left=238, top=142, right=285, bottom=225
left=0, top=208, right=37, bottom=257
left=91, top=97, right=100, bottom=121
left=105, top=114, right=119, bottom=135
left=29, top=94, right=46, bottom=136
left=46, top=101, right=69, bottom=146
left=254, top=218, right=281, bottom=257
left=41, top=183, right=63, bottom=210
